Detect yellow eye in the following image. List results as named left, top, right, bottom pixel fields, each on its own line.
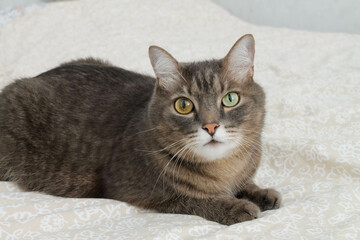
left=222, top=92, right=239, bottom=107
left=174, top=97, right=194, bottom=114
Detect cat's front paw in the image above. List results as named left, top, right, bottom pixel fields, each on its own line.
left=219, top=199, right=260, bottom=225
left=250, top=188, right=281, bottom=211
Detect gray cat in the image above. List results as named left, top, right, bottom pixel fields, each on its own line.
left=0, top=34, right=281, bottom=225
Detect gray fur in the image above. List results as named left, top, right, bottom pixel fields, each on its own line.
left=0, top=38, right=281, bottom=225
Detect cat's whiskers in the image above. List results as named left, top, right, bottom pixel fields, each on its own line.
left=240, top=129, right=264, bottom=137
left=232, top=137, right=263, bottom=160
left=150, top=138, right=195, bottom=197
left=135, top=138, right=190, bottom=155
left=152, top=144, right=187, bottom=197
left=237, top=136, right=263, bottom=151
left=190, top=144, right=197, bottom=162
left=161, top=142, right=196, bottom=195
left=171, top=142, right=194, bottom=189
left=227, top=131, right=263, bottom=150
left=134, top=127, right=158, bottom=135
left=174, top=142, right=198, bottom=190
left=240, top=128, right=264, bottom=133
left=234, top=139, right=258, bottom=169
left=231, top=150, right=250, bottom=192
left=226, top=134, right=263, bottom=170
left=241, top=136, right=263, bottom=153
left=231, top=143, right=262, bottom=174
left=226, top=128, right=264, bottom=136
left=171, top=146, right=192, bottom=194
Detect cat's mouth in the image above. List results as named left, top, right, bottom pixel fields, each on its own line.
left=205, top=139, right=222, bottom=146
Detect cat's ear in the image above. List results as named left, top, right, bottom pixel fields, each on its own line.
left=223, top=34, right=255, bottom=83
left=149, top=46, right=181, bottom=91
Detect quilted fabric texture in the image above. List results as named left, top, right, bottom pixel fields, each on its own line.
left=0, top=0, right=360, bottom=239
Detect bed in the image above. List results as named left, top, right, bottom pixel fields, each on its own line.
left=1, top=0, right=360, bottom=239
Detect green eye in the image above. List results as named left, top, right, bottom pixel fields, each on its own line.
left=175, top=97, right=194, bottom=114
left=222, top=92, right=239, bottom=107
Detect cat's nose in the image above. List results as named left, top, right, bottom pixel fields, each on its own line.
left=202, top=123, right=219, bottom=136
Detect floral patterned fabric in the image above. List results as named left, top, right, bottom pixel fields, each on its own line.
left=0, top=0, right=360, bottom=239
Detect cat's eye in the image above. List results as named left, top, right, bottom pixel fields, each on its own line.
left=222, top=92, right=239, bottom=107
left=174, top=97, right=194, bottom=114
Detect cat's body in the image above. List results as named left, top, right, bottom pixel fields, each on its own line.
left=0, top=58, right=155, bottom=198
left=0, top=35, right=281, bottom=225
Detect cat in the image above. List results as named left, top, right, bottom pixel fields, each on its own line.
left=0, top=34, right=281, bottom=225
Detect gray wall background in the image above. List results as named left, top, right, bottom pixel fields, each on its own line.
left=1, top=0, right=359, bottom=34
left=212, top=0, right=360, bottom=34
left=0, top=0, right=63, bottom=8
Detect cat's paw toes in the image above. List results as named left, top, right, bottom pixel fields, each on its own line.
left=255, top=188, right=281, bottom=211
left=221, top=200, right=260, bottom=225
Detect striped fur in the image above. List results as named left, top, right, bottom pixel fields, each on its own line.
left=0, top=35, right=281, bottom=225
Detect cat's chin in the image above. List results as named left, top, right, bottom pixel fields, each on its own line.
left=194, top=140, right=238, bottom=161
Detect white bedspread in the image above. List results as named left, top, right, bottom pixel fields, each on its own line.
left=1, top=0, right=360, bottom=239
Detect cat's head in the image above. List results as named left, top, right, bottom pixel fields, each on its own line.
left=147, top=34, right=265, bottom=162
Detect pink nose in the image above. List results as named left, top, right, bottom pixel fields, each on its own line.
left=202, top=123, right=219, bottom=136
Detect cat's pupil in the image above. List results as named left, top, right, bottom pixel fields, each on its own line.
left=228, top=94, right=233, bottom=102
left=182, top=100, right=186, bottom=109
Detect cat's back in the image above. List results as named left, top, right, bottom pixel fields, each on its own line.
left=0, top=58, right=155, bottom=125
left=0, top=58, right=155, bottom=144
left=0, top=59, right=155, bottom=196
left=0, top=58, right=156, bottom=147
left=38, top=58, right=155, bottom=101
left=3, top=58, right=155, bottom=95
